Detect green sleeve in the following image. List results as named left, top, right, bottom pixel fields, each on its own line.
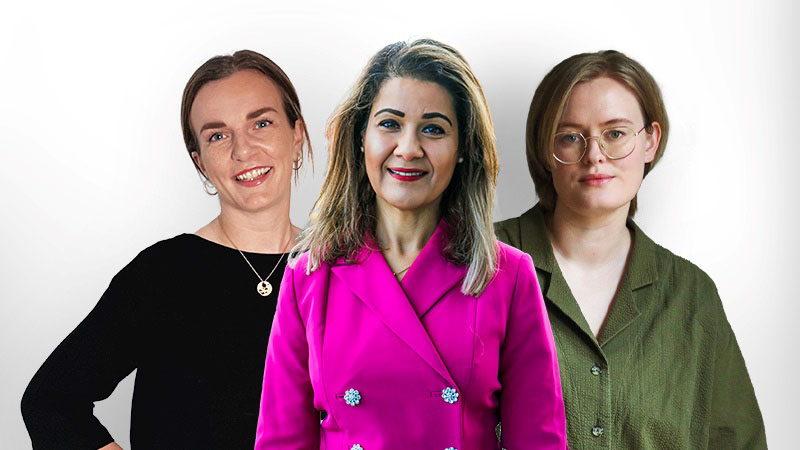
left=708, top=304, right=767, bottom=449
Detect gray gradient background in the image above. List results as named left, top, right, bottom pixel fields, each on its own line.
left=2, top=0, right=797, bottom=448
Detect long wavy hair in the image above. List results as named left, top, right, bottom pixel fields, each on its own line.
left=294, top=39, right=499, bottom=296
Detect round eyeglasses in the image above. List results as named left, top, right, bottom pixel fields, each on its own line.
left=552, top=125, right=647, bottom=164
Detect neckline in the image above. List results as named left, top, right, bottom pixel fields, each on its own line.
left=183, top=233, right=291, bottom=256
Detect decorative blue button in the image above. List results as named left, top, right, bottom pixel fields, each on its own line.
left=445, top=447, right=458, bottom=450
left=351, top=445, right=363, bottom=450
left=344, top=388, right=361, bottom=406
left=441, top=387, right=459, bottom=404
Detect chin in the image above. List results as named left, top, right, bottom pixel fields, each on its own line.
left=237, top=195, right=286, bottom=213
left=565, top=192, right=632, bottom=215
left=380, top=194, right=431, bottom=212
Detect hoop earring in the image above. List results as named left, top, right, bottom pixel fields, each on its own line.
left=293, top=154, right=303, bottom=171
left=202, top=179, right=218, bottom=196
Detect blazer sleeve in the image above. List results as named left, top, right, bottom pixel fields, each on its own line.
left=499, top=253, right=567, bottom=449
left=20, top=259, right=140, bottom=450
left=255, top=264, right=320, bottom=449
left=707, top=289, right=767, bottom=449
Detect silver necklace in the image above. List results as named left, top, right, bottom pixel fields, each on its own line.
left=219, top=223, right=291, bottom=297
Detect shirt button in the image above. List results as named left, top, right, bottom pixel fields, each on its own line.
left=591, top=425, right=605, bottom=437
left=590, top=365, right=604, bottom=376
left=351, top=445, right=363, bottom=450
left=344, top=388, right=361, bottom=406
left=441, top=387, right=459, bottom=404
left=445, top=447, right=457, bottom=450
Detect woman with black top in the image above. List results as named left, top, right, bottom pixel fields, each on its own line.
left=21, top=50, right=312, bottom=449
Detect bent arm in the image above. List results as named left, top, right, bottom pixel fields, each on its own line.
left=255, top=265, right=320, bottom=449
left=21, top=264, right=139, bottom=449
left=499, top=253, right=567, bottom=449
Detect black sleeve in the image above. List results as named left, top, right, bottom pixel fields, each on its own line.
left=21, top=255, right=143, bottom=449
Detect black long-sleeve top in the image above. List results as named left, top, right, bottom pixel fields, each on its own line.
left=21, top=234, right=287, bottom=449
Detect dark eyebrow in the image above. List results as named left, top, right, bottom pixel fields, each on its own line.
left=422, top=112, right=453, bottom=126
left=198, top=107, right=278, bottom=134
left=199, top=122, right=226, bottom=133
left=374, top=108, right=405, bottom=117
left=246, top=107, right=278, bottom=120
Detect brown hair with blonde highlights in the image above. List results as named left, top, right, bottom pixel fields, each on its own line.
left=526, top=50, right=669, bottom=217
left=295, top=39, right=499, bottom=296
left=180, top=50, right=312, bottom=180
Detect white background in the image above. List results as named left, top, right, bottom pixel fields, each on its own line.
left=1, top=0, right=797, bottom=448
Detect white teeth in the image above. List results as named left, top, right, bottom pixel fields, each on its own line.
left=389, top=168, right=424, bottom=176
left=236, top=167, right=270, bottom=181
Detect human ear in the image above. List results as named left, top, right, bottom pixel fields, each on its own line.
left=191, top=151, right=207, bottom=177
left=291, top=120, right=304, bottom=162
left=643, top=122, right=661, bottom=164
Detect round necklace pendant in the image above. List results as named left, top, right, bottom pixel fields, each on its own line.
left=257, top=280, right=273, bottom=297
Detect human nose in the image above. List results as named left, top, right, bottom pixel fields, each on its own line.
left=393, top=129, right=425, bottom=161
left=582, top=135, right=606, bottom=164
left=231, top=132, right=255, bottom=161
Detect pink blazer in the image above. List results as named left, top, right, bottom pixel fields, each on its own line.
left=256, top=222, right=566, bottom=449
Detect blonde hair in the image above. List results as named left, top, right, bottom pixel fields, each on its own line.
left=526, top=50, right=669, bottom=217
left=294, top=39, right=499, bottom=296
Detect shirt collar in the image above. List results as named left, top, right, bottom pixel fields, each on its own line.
left=518, top=203, right=659, bottom=290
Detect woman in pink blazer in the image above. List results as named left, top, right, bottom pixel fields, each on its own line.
left=256, top=39, right=567, bottom=450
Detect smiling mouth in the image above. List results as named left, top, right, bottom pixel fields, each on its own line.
left=235, top=167, right=271, bottom=182
left=387, top=168, right=427, bottom=177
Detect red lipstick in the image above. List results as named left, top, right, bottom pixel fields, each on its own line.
left=387, top=167, right=427, bottom=182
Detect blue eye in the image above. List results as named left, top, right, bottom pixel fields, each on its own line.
left=378, top=119, right=400, bottom=129
left=422, top=124, right=445, bottom=136
left=559, top=133, right=581, bottom=144
left=604, top=129, right=627, bottom=141
left=256, top=120, right=272, bottom=128
left=209, top=132, right=225, bottom=142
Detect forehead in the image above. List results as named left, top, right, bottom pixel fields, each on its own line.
left=190, top=69, right=285, bottom=124
left=372, top=77, right=456, bottom=115
left=561, top=76, right=644, bottom=125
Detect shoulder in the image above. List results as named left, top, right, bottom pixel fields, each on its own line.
left=106, top=234, right=216, bottom=288
left=494, top=215, right=523, bottom=248
left=135, top=233, right=201, bottom=257
left=492, top=240, right=535, bottom=287
left=650, top=239, right=718, bottom=294
left=494, top=205, right=545, bottom=249
left=637, top=230, right=727, bottom=323
left=127, top=234, right=202, bottom=270
left=496, top=240, right=529, bottom=268
left=285, top=250, right=334, bottom=289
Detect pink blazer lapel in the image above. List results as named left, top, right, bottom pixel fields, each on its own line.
left=331, top=241, right=455, bottom=384
left=400, top=221, right=468, bottom=318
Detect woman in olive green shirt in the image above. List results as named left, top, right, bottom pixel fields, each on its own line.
left=495, top=50, right=766, bottom=449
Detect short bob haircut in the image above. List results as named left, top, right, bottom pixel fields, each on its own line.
left=180, top=50, right=312, bottom=181
left=526, top=50, right=669, bottom=217
left=295, top=38, right=499, bottom=296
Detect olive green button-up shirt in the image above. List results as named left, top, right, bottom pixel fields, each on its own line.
left=495, top=204, right=766, bottom=449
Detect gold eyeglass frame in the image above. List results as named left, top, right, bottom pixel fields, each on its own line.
left=552, top=125, right=648, bottom=164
